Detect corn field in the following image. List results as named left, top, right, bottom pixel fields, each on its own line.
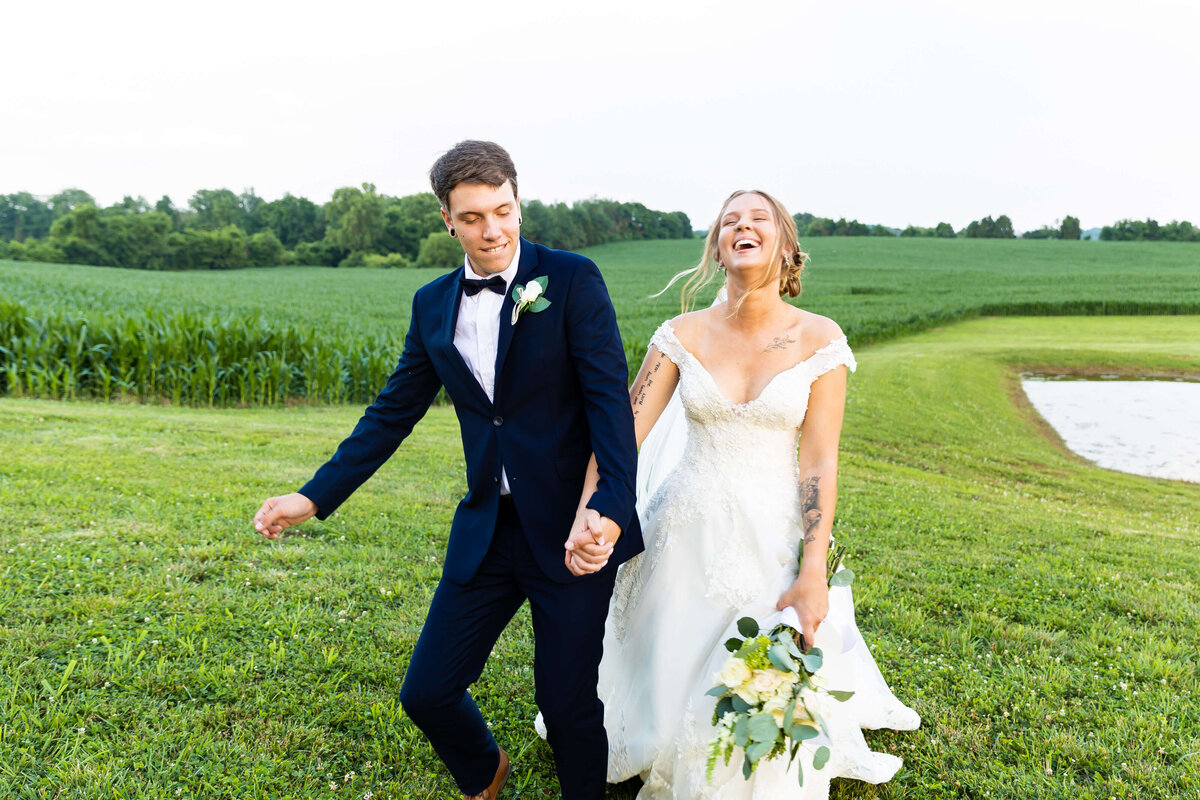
left=0, top=300, right=399, bottom=406
left=3, top=237, right=1199, bottom=407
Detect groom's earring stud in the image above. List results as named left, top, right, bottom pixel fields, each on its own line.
left=449, top=228, right=456, bottom=238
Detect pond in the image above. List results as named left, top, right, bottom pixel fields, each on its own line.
left=1021, top=376, right=1200, bottom=483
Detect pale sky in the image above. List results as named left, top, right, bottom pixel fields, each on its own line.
left=6, top=0, right=1198, bottom=232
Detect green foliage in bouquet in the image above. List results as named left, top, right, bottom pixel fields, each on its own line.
left=703, top=544, right=856, bottom=785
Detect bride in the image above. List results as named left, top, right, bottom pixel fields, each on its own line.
left=586, top=189, right=919, bottom=798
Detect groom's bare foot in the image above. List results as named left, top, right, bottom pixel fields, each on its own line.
left=464, top=748, right=509, bottom=800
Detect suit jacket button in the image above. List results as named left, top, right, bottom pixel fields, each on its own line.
left=493, top=476, right=499, bottom=484
left=493, top=416, right=503, bottom=426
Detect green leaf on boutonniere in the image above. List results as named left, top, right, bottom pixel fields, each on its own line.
left=510, top=276, right=550, bottom=325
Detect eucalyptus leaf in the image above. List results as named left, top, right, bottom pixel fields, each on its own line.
left=531, top=275, right=548, bottom=290
left=724, top=637, right=742, bottom=653
left=746, top=739, right=773, bottom=764
left=715, top=696, right=735, bottom=719
left=790, top=723, right=819, bottom=741
left=799, top=648, right=823, bottom=673
left=733, top=715, right=750, bottom=747
left=813, top=745, right=831, bottom=770
left=530, top=297, right=551, bottom=312
left=768, top=644, right=796, bottom=673
left=746, top=712, right=780, bottom=743
left=510, top=285, right=523, bottom=302
left=706, top=684, right=728, bottom=697
left=732, top=694, right=751, bottom=714
left=829, top=568, right=855, bottom=587
left=742, top=754, right=752, bottom=779
left=827, top=689, right=856, bottom=702
left=737, top=617, right=759, bottom=638
left=797, top=762, right=805, bottom=787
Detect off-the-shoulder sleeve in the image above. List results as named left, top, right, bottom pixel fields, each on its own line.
left=806, top=336, right=857, bottom=378
left=649, top=321, right=689, bottom=367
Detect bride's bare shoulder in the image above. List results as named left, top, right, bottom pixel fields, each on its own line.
left=798, top=310, right=845, bottom=347
left=664, top=308, right=714, bottom=349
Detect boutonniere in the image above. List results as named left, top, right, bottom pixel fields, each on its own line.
left=510, top=276, right=551, bottom=325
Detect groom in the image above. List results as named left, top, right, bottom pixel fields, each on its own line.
left=252, top=140, right=641, bottom=799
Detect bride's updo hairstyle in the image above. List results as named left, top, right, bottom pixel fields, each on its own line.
left=657, top=189, right=808, bottom=314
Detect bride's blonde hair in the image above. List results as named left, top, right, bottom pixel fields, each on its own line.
left=658, top=189, right=808, bottom=314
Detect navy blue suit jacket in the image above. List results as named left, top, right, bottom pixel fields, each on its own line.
left=300, top=239, right=643, bottom=584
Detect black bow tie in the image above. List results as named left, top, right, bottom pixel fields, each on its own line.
left=459, top=274, right=508, bottom=297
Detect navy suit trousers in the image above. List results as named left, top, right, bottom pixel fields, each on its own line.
left=399, top=498, right=617, bottom=799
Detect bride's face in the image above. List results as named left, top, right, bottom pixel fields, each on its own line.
left=716, top=193, right=780, bottom=277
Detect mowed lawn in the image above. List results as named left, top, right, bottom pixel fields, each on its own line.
left=2, top=315, right=1198, bottom=799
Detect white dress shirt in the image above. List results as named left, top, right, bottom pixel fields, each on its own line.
left=454, top=242, right=521, bottom=494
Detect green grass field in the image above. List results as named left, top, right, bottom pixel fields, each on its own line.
left=3, top=312, right=1198, bottom=799
left=3, top=238, right=1199, bottom=405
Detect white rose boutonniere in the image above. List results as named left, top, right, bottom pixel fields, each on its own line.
left=510, top=276, right=550, bottom=325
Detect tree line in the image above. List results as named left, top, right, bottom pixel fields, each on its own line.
left=0, top=186, right=693, bottom=270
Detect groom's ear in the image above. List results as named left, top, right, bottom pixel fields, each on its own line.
left=440, top=205, right=453, bottom=233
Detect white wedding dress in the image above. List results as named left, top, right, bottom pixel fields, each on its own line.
left=598, top=321, right=920, bottom=799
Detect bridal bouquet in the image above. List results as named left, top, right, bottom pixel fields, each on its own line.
left=705, top=545, right=855, bottom=786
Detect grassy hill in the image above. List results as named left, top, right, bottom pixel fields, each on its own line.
left=2, top=315, right=1198, bottom=798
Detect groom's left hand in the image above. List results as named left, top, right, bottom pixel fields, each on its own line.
left=564, top=509, right=621, bottom=576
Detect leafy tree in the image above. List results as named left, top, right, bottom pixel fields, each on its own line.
left=1060, top=215, right=1081, bottom=240
left=870, top=224, right=894, bottom=237
left=154, top=195, right=180, bottom=230
left=293, top=239, right=345, bottom=267
left=415, top=231, right=463, bottom=271
left=325, top=183, right=386, bottom=255
left=260, top=194, right=325, bottom=248
left=168, top=226, right=248, bottom=270
left=188, top=189, right=244, bottom=230
left=935, top=222, right=955, bottom=238
left=48, top=189, right=95, bottom=217
left=0, top=192, right=53, bottom=241
left=1021, top=226, right=1058, bottom=239
left=239, top=190, right=265, bottom=234
left=247, top=231, right=286, bottom=266
left=103, top=196, right=151, bottom=216
left=380, top=192, right=443, bottom=258
left=994, top=215, right=1015, bottom=239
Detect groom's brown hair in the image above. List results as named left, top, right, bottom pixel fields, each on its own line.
left=430, top=140, right=519, bottom=212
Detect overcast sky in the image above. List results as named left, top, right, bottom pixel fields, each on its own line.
left=6, top=0, right=1197, bottom=232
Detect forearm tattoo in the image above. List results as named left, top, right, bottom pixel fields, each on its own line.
left=631, top=359, right=662, bottom=418
left=800, top=476, right=822, bottom=544
left=764, top=335, right=797, bottom=352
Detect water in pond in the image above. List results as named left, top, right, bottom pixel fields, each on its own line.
left=1021, top=377, right=1200, bottom=483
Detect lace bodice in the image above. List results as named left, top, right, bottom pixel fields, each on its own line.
left=649, top=321, right=857, bottom=491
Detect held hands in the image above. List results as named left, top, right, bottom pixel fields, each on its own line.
left=564, top=508, right=622, bottom=576
left=253, top=493, right=317, bottom=539
left=776, top=570, right=829, bottom=651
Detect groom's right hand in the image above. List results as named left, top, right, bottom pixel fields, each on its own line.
left=254, top=493, right=317, bottom=539
left=564, top=508, right=616, bottom=576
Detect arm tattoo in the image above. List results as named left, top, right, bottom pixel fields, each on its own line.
left=800, top=476, right=822, bottom=544
left=632, top=357, right=665, bottom=417
left=764, top=335, right=797, bottom=352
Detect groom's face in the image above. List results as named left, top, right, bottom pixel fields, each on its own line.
left=442, top=181, right=521, bottom=275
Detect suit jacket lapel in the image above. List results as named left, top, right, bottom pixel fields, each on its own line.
left=493, top=238, right=538, bottom=382
left=439, top=272, right=493, bottom=408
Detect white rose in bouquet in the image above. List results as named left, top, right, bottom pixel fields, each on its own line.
left=719, top=659, right=752, bottom=689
